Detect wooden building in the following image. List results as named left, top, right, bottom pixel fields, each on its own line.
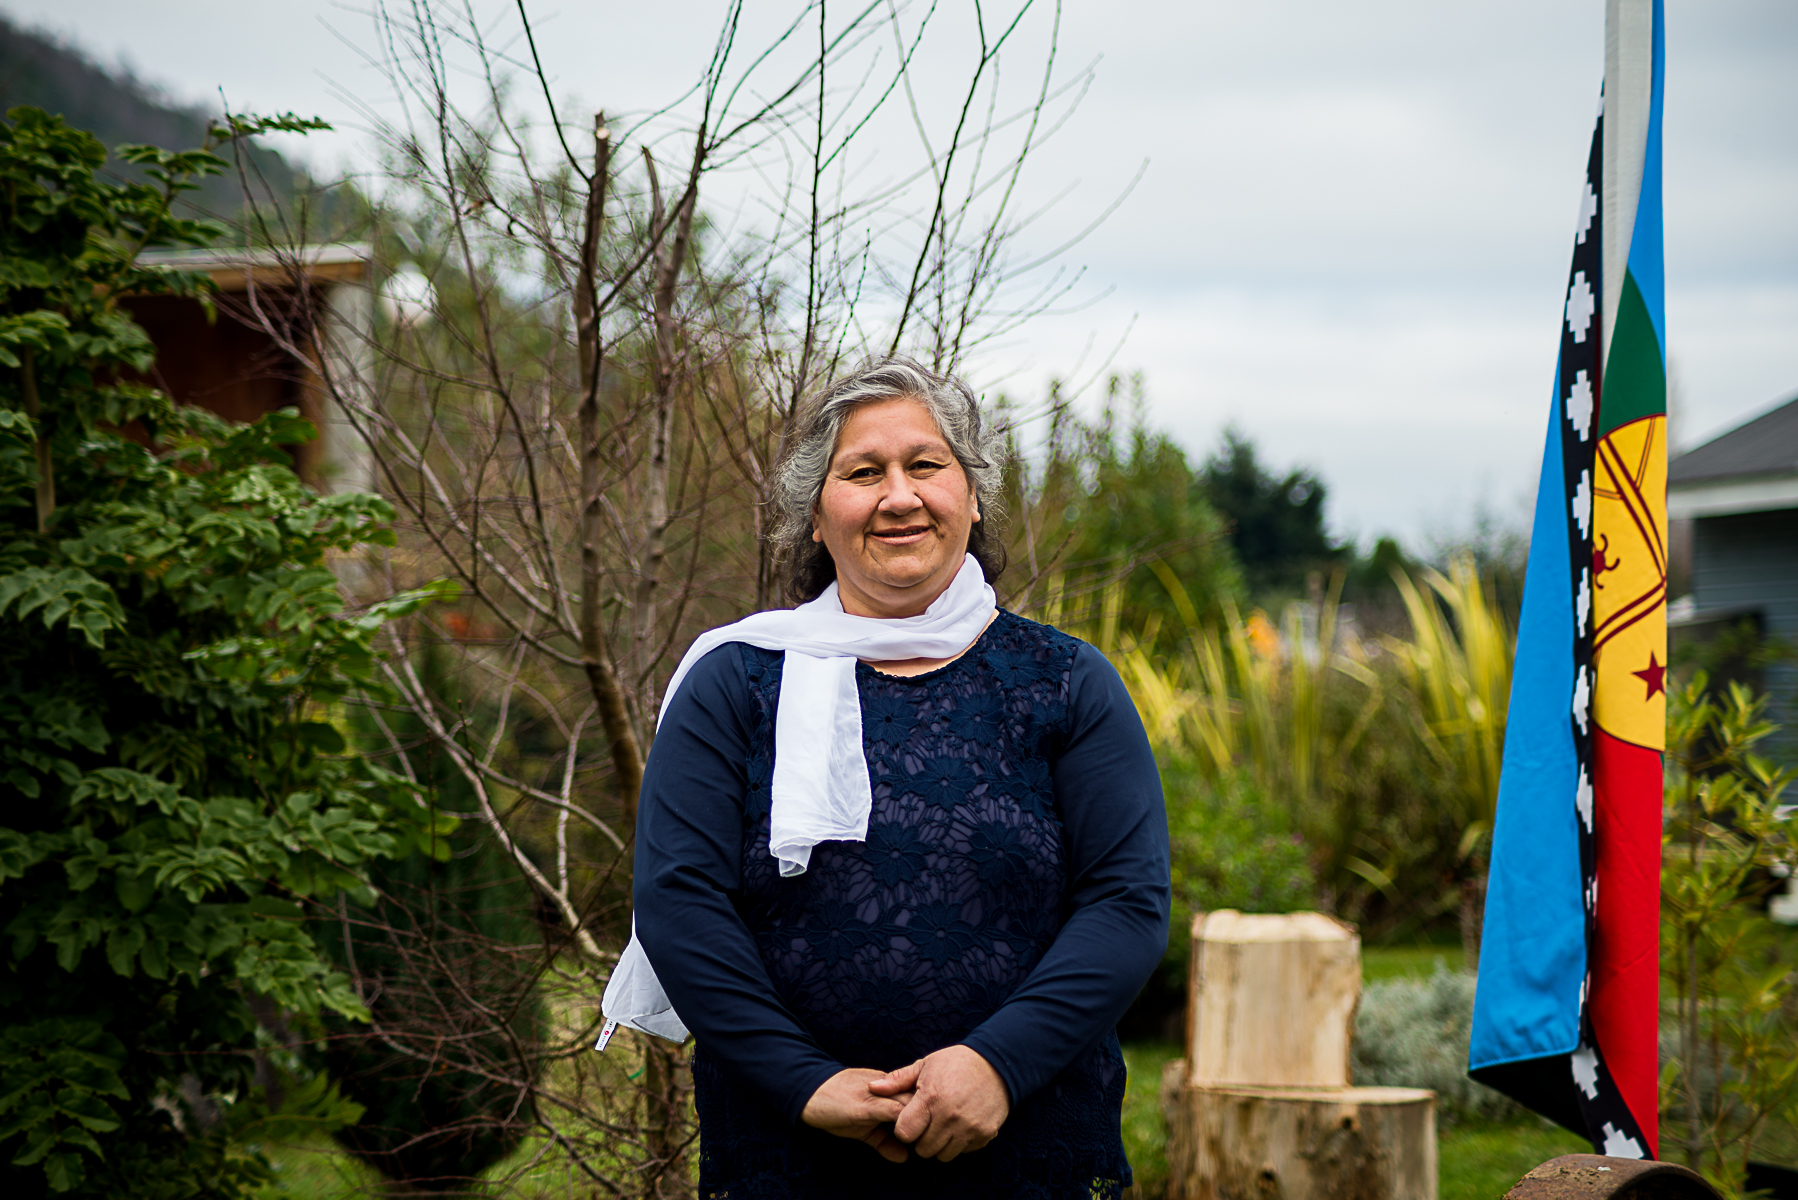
left=125, top=243, right=375, bottom=492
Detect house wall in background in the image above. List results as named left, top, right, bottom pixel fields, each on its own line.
left=1691, top=508, right=1798, bottom=749
left=126, top=246, right=374, bottom=491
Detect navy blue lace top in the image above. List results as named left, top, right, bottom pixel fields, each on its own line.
left=634, top=610, right=1170, bottom=1200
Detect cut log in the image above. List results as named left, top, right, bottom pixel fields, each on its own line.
left=1165, top=912, right=1436, bottom=1199
left=1186, top=910, right=1362, bottom=1088
left=1161, top=1065, right=1437, bottom=1200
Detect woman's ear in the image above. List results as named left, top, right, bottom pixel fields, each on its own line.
left=811, top=509, right=823, bottom=543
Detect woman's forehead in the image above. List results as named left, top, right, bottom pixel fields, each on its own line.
left=831, top=397, right=949, bottom=458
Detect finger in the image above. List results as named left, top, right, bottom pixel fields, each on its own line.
left=892, top=1093, right=931, bottom=1144
left=936, top=1125, right=996, bottom=1163
left=869, top=1060, right=922, bottom=1095
left=859, top=1125, right=909, bottom=1163
left=915, top=1116, right=955, bottom=1160
left=859, top=1096, right=906, bottom=1124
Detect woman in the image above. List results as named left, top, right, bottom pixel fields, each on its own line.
left=620, top=357, right=1169, bottom=1198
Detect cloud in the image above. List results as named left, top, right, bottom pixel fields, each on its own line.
left=9, top=0, right=1795, bottom=545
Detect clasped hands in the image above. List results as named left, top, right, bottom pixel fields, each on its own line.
left=800, top=1044, right=1009, bottom=1164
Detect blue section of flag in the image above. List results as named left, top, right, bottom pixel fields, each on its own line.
left=1468, top=375, right=1587, bottom=1071
left=1627, top=0, right=1667, bottom=351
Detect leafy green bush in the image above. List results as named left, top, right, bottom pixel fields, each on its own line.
left=1165, top=762, right=1317, bottom=937
left=1660, top=674, right=1798, bottom=1192
left=1352, top=965, right=1523, bottom=1125
left=1004, top=385, right=1243, bottom=653
left=1126, top=762, right=1317, bottom=1036
left=0, top=106, right=446, bottom=1196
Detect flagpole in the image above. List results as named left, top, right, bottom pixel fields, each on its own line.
left=1587, top=0, right=1667, bottom=1160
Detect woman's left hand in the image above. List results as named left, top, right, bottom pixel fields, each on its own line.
left=801, top=1068, right=914, bottom=1162
left=869, top=1045, right=1010, bottom=1162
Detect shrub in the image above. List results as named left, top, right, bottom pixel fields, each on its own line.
left=0, top=106, right=447, bottom=1196
left=319, top=830, right=545, bottom=1190
left=1099, top=558, right=1512, bottom=939
left=1124, top=762, right=1317, bottom=1038
left=1165, top=763, right=1317, bottom=936
left=1353, top=965, right=1524, bottom=1126
left=1660, top=673, right=1798, bottom=1189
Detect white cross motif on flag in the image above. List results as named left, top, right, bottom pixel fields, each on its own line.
left=1567, top=370, right=1594, bottom=441
left=1565, top=271, right=1597, bottom=343
left=1576, top=182, right=1598, bottom=245
left=1602, top=1123, right=1646, bottom=1159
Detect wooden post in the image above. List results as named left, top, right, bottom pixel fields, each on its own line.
left=1164, top=911, right=1437, bottom=1200
left=1186, top=910, right=1362, bottom=1088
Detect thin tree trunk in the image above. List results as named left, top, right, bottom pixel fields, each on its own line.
left=584, top=122, right=694, bottom=1198
left=634, top=148, right=700, bottom=695
left=573, top=113, right=647, bottom=821
left=1459, top=871, right=1486, bottom=974
left=642, top=1041, right=690, bottom=1199
left=1685, top=921, right=1702, bottom=1169
left=21, top=348, right=53, bottom=532
left=754, top=493, right=776, bottom=612
left=636, top=149, right=702, bottom=1200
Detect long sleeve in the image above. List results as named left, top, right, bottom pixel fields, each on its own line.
left=960, top=642, right=1171, bottom=1105
left=632, top=644, right=845, bottom=1125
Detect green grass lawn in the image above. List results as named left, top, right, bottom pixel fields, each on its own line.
left=255, top=1133, right=378, bottom=1198
left=1362, top=943, right=1462, bottom=984
left=1438, top=1121, right=1592, bottom=1200
left=1122, top=1040, right=1182, bottom=1197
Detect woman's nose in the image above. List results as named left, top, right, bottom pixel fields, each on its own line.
left=878, top=464, right=921, bottom=512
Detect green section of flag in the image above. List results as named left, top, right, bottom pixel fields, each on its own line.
left=1597, top=271, right=1666, bottom=439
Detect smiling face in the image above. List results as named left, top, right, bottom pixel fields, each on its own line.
left=812, top=396, right=980, bottom=618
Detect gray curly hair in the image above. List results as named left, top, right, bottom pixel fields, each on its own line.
left=771, top=357, right=1007, bottom=603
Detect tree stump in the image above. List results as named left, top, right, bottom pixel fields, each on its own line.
left=1164, top=912, right=1438, bottom=1200
left=1162, top=1067, right=1436, bottom=1200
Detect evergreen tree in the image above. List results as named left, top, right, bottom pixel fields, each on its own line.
left=1199, top=427, right=1346, bottom=598
left=1033, top=390, right=1242, bottom=651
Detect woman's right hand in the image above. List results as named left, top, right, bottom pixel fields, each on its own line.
left=801, top=1068, right=914, bottom=1163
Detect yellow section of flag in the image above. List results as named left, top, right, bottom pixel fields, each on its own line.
left=1591, top=413, right=1667, bottom=750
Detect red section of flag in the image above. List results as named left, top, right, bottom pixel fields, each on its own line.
left=1591, top=727, right=1663, bottom=1157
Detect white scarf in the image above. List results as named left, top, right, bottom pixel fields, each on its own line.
left=599, top=554, right=997, bottom=1042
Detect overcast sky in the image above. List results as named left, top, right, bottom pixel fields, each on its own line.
left=7, top=0, right=1795, bottom=548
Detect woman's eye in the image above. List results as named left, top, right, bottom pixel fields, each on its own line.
left=911, top=460, right=946, bottom=474
left=846, top=467, right=880, bottom=479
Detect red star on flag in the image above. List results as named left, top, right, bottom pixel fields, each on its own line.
left=1632, top=652, right=1666, bottom=700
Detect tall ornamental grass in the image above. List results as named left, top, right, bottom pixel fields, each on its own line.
left=1057, top=558, right=1515, bottom=937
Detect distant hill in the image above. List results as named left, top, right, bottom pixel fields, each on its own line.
left=0, top=15, right=333, bottom=226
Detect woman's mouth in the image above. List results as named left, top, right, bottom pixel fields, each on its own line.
left=869, top=525, right=931, bottom=546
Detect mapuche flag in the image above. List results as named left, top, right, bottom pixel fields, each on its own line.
left=1469, top=0, right=1666, bottom=1159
